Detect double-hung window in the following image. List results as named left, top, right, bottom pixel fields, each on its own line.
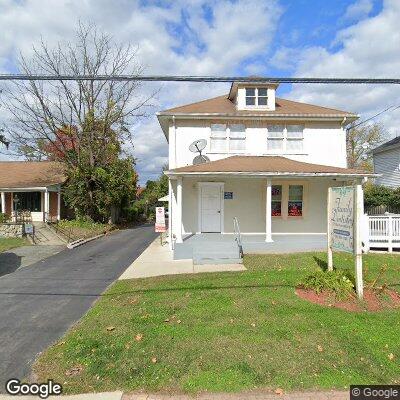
left=210, top=124, right=227, bottom=152
left=267, top=124, right=304, bottom=153
left=267, top=124, right=284, bottom=151
left=271, top=185, right=282, bottom=217
left=210, top=124, right=246, bottom=152
left=245, top=87, right=268, bottom=106
left=286, top=125, right=304, bottom=152
left=288, top=185, right=303, bottom=217
left=229, top=124, right=246, bottom=151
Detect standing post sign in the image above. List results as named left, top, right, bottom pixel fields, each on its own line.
left=327, top=185, right=363, bottom=299
left=155, top=206, right=166, bottom=243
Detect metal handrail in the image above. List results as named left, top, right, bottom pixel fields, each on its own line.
left=233, top=217, right=244, bottom=258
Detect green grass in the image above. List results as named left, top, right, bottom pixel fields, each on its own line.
left=33, top=252, right=400, bottom=394
left=57, top=219, right=115, bottom=240
left=0, top=237, right=28, bottom=252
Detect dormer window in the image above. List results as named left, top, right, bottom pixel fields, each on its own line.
left=245, top=87, right=268, bottom=106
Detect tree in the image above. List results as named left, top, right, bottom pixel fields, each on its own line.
left=346, top=123, right=388, bottom=170
left=1, top=23, right=153, bottom=221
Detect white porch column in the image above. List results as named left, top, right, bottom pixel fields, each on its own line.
left=1, top=192, right=5, bottom=214
left=176, top=177, right=183, bottom=243
left=44, top=189, right=50, bottom=221
left=57, top=188, right=61, bottom=221
left=168, top=179, right=173, bottom=250
left=265, top=178, right=273, bottom=242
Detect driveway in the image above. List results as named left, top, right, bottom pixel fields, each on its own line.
left=0, top=224, right=156, bottom=390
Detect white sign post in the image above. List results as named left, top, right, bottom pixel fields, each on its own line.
left=155, top=206, right=166, bottom=244
left=327, top=185, right=363, bottom=299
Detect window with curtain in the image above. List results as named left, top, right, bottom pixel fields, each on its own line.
left=267, top=124, right=284, bottom=151
left=288, top=185, right=303, bottom=217
left=210, top=123, right=227, bottom=152
left=271, top=185, right=282, bottom=217
left=229, top=124, right=246, bottom=151
left=286, top=124, right=304, bottom=152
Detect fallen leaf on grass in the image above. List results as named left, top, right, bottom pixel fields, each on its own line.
left=388, top=353, right=395, bottom=360
left=65, top=365, right=83, bottom=376
left=125, top=343, right=131, bottom=349
left=251, top=323, right=256, bottom=327
left=275, top=388, right=284, bottom=395
left=164, top=318, right=170, bottom=323
left=135, top=334, right=143, bottom=341
left=57, top=341, right=65, bottom=346
left=106, top=326, right=115, bottom=332
left=317, top=345, right=323, bottom=352
left=151, top=357, right=157, bottom=364
left=177, top=320, right=182, bottom=324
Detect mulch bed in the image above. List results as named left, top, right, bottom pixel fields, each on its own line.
left=296, top=287, right=400, bottom=312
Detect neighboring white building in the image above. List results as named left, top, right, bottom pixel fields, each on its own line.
left=372, top=137, right=400, bottom=188
left=157, top=80, right=373, bottom=259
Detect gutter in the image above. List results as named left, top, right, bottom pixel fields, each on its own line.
left=165, top=171, right=379, bottom=178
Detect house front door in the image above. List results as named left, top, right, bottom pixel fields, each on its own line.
left=200, top=185, right=222, bottom=232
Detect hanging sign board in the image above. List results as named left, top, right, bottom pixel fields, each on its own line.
left=328, top=186, right=355, bottom=253
left=155, top=206, right=166, bottom=233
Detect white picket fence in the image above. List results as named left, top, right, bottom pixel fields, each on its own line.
left=367, top=215, right=400, bottom=252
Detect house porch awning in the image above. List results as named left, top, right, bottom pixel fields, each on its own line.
left=165, top=156, right=378, bottom=179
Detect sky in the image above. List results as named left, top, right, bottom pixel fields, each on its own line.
left=0, top=0, right=400, bottom=184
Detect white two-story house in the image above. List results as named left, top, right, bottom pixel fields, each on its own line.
left=157, top=80, right=373, bottom=260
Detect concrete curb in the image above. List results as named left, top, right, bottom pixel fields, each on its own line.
left=67, top=234, right=105, bottom=249
left=0, top=391, right=123, bottom=399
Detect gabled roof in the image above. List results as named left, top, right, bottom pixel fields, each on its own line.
left=166, top=156, right=374, bottom=177
left=0, top=161, right=66, bottom=189
left=159, top=95, right=357, bottom=118
left=372, top=136, right=400, bottom=154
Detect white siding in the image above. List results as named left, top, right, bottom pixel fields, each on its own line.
left=170, top=119, right=347, bottom=169
left=178, top=177, right=337, bottom=235
left=374, top=148, right=400, bottom=188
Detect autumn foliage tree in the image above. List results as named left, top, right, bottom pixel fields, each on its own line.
left=1, top=23, right=152, bottom=221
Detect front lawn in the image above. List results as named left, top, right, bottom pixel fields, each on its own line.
left=0, top=237, right=28, bottom=253
left=34, top=252, right=400, bottom=394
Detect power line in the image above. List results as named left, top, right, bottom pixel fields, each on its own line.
left=349, top=104, right=400, bottom=129
left=1, top=74, right=400, bottom=83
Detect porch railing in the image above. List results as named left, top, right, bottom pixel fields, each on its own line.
left=368, top=215, right=400, bottom=252
left=233, top=217, right=244, bottom=258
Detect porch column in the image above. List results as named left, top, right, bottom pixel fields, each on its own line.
left=168, top=179, right=173, bottom=250
left=176, top=177, right=183, bottom=243
left=44, top=189, right=50, bottom=222
left=1, top=192, right=5, bottom=214
left=57, top=188, right=61, bottom=221
left=265, top=178, right=273, bottom=242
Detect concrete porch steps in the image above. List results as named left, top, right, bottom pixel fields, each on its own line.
left=174, top=240, right=243, bottom=265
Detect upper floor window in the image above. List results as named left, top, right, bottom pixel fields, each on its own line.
left=245, top=87, right=268, bottom=106
left=210, top=123, right=246, bottom=152
left=267, top=124, right=304, bottom=152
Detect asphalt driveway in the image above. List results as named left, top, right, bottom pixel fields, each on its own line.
left=0, top=224, right=156, bottom=390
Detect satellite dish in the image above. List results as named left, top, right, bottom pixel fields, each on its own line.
left=189, top=139, right=207, bottom=153
left=189, top=139, right=209, bottom=165
left=193, top=155, right=210, bottom=165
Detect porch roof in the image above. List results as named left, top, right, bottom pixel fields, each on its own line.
left=166, top=156, right=377, bottom=178
left=0, top=161, right=66, bottom=190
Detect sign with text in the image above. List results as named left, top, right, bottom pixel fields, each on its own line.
left=224, top=192, right=233, bottom=200
left=155, top=206, right=166, bottom=233
left=328, top=186, right=355, bottom=253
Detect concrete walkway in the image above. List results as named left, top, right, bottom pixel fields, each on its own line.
left=119, top=238, right=246, bottom=280
left=123, top=391, right=348, bottom=399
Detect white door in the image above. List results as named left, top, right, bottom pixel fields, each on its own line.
left=201, top=185, right=222, bottom=232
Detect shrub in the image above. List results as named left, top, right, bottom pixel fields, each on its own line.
left=299, top=269, right=355, bottom=300
left=0, top=213, right=10, bottom=223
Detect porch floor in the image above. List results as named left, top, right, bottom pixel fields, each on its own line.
left=174, top=233, right=327, bottom=260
